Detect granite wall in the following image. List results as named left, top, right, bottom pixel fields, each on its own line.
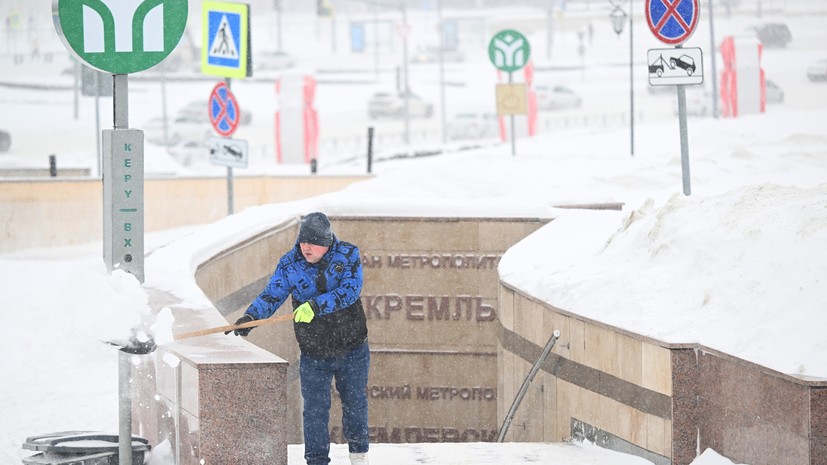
left=497, top=282, right=827, bottom=465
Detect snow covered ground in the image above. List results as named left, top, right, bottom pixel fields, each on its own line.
left=2, top=1, right=827, bottom=464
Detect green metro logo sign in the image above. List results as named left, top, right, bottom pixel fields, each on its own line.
left=488, top=29, right=531, bottom=73
left=53, top=0, right=188, bottom=74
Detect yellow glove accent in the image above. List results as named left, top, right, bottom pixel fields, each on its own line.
left=293, top=302, right=315, bottom=323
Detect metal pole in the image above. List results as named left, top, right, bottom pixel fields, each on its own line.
left=367, top=126, right=374, bottom=174
left=277, top=0, right=283, bottom=52
left=509, top=72, right=516, bottom=156
left=677, top=83, right=691, bottom=196
left=95, top=87, right=102, bottom=176
left=437, top=0, right=447, bottom=144
left=113, top=75, right=128, bottom=129
left=546, top=2, right=554, bottom=59
left=708, top=0, right=719, bottom=118
left=629, top=0, right=635, bottom=156
left=497, top=329, right=561, bottom=442
left=402, top=6, right=410, bottom=145
left=373, top=3, right=379, bottom=80
left=225, top=78, right=234, bottom=215
left=118, top=351, right=132, bottom=465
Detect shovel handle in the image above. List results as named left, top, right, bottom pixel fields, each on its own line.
left=174, top=312, right=294, bottom=340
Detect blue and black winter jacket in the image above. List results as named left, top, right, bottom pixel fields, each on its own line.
left=245, top=236, right=368, bottom=357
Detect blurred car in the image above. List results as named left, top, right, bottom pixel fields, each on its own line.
left=368, top=91, right=434, bottom=119
left=672, top=87, right=711, bottom=116
left=746, top=22, right=792, bottom=48
left=807, top=59, right=827, bottom=82
left=0, top=129, right=10, bottom=152
left=253, top=50, right=295, bottom=71
left=167, top=140, right=211, bottom=166
left=411, top=46, right=465, bottom=64
left=534, top=85, right=582, bottom=111
left=143, top=116, right=213, bottom=146
left=670, top=54, right=696, bottom=75
left=178, top=99, right=252, bottom=125
left=448, top=113, right=500, bottom=140
left=765, top=79, right=784, bottom=104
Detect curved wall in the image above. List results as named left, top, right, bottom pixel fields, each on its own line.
left=497, top=282, right=827, bottom=465
left=193, top=215, right=548, bottom=444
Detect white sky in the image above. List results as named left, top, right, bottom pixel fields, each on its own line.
left=2, top=1, right=826, bottom=464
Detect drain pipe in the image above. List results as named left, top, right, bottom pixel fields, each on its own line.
left=497, top=329, right=561, bottom=442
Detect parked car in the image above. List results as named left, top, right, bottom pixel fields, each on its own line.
left=448, top=113, right=500, bottom=141
left=143, top=116, right=213, bottom=146
left=672, top=87, right=711, bottom=117
left=747, top=22, right=792, bottom=48
left=670, top=54, right=696, bottom=75
left=253, top=50, right=295, bottom=71
left=807, top=59, right=827, bottom=82
left=534, top=85, right=582, bottom=111
left=765, top=79, right=784, bottom=104
left=411, top=46, right=465, bottom=64
left=177, top=99, right=252, bottom=125
left=0, top=129, right=10, bottom=152
left=368, top=91, right=434, bottom=119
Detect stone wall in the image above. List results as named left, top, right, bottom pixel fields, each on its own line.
left=194, top=215, right=547, bottom=444
left=497, top=282, right=827, bottom=465
left=0, top=175, right=367, bottom=253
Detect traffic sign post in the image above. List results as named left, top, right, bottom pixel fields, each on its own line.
left=647, top=47, right=704, bottom=86
left=645, top=0, right=700, bottom=46
left=208, top=80, right=245, bottom=214
left=202, top=2, right=252, bottom=79
left=646, top=0, right=700, bottom=196
left=209, top=137, right=249, bottom=169
left=53, top=0, right=189, bottom=284
left=489, top=30, right=531, bottom=157
left=209, top=82, right=242, bottom=137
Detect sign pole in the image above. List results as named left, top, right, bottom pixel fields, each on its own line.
left=675, top=45, right=691, bottom=196
left=225, top=77, right=235, bottom=215
left=509, top=72, right=516, bottom=157
left=488, top=29, right=531, bottom=158
left=645, top=0, right=700, bottom=196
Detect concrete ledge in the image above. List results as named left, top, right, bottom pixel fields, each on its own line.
left=134, top=291, right=289, bottom=464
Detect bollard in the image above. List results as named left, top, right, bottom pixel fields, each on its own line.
left=49, top=154, right=57, bottom=177
left=367, top=127, right=374, bottom=174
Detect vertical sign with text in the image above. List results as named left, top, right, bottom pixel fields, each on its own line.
left=103, top=129, right=145, bottom=282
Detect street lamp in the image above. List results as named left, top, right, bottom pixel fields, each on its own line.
left=610, top=0, right=634, bottom=156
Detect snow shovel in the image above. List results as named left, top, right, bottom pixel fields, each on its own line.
left=173, top=312, right=294, bottom=340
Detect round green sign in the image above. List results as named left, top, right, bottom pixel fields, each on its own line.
left=53, top=0, right=188, bottom=74
left=488, top=29, right=531, bottom=73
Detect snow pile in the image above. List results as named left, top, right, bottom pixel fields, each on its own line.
left=501, top=183, right=827, bottom=378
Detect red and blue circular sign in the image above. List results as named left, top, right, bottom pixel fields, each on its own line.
left=209, top=82, right=241, bottom=137
left=645, top=0, right=700, bottom=46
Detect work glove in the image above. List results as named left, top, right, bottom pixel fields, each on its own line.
left=293, top=302, right=315, bottom=324
left=225, top=314, right=255, bottom=337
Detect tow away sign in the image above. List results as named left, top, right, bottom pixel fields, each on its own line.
left=647, top=47, right=704, bottom=85
left=209, top=137, right=248, bottom=168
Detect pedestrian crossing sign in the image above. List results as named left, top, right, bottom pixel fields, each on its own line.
left=202, top=2, right=251, bottom=78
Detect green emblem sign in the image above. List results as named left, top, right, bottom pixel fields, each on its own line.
left=488, top=29, right=531, bottom=73
left=52, top=0, right=188, bottom=74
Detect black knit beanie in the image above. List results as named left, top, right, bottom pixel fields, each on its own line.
left=297, top=212, right=334, bottom=247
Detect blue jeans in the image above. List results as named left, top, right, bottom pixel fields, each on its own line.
left=300, top=342, right=370, bottom=465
